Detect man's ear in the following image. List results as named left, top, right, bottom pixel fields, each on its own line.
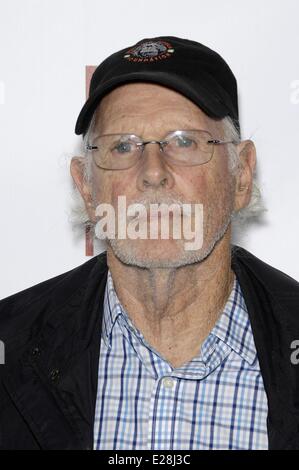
left=234, top=139, right=257, bottom=212
left=70, top=156, right=95, bottom=222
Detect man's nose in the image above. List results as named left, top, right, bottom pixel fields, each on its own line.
left=136, top=142, right=175, bottom=191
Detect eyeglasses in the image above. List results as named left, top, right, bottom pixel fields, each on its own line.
left=86, top=129, right=238, bottom=170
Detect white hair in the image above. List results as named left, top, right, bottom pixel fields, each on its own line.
left=68, top=115, right=267, bottom=242
left=222, top=116, right=267, bottom=224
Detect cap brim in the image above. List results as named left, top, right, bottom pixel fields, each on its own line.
left=75, top=71, right=229, bottom=136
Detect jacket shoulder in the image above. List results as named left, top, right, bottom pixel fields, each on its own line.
left=232, top=244, right=299, bottom=296
left=0, top=252, right=107, bottom=343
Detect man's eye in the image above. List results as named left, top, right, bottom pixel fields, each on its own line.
left=112, top=141, right=133, bottom=154
left=175, top=136, right=195, bottom=148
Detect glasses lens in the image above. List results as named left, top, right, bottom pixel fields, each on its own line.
left=164, top=130, right=213, bottom=165
left=90, top=134, right=140, bottom=169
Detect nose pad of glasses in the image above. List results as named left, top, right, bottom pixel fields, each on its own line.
left=159, top=141, right=168, bottom=152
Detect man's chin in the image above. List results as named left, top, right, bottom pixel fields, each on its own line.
left=106, top=214, right=232, bottom=269
left=107, top=238, right=209, bottom=269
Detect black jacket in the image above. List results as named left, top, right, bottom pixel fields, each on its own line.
left=0, top=245, right=299, bottom=450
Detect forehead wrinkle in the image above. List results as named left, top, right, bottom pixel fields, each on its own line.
left=95, top=106, right=209, bottom=137
left=94, top=85, right=222, bottom=138
left=101, top=104, right=197, bottom=122
left=95, top=119, right=207, bottom=139
left=96, top=82, right=204, bottom=120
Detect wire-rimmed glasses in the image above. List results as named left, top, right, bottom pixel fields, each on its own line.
left=86, top=129, right=238, bottom=170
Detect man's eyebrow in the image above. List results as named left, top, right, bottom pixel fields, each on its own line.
left=92, top=131, right=135, bottom=139
left=91, top=125, right=204, bottom=140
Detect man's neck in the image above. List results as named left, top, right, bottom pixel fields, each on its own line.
left=106, top=232, right=235, bottom=368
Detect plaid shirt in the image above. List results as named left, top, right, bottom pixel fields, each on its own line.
left=93, top=269, right=269, bottom=450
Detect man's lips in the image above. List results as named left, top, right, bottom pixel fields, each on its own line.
left=127, top=210, right=194, bottom=223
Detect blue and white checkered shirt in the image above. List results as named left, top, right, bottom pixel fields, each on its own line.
left=93, top=269, right=269, bottom=450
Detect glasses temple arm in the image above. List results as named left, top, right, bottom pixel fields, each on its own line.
left=207, top=139, right=239, bottom=145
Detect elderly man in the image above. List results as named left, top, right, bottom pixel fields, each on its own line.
left=0, top=36, right=299, bottom=451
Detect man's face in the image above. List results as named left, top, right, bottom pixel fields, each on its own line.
left=85, top=82, right=236, bottom=268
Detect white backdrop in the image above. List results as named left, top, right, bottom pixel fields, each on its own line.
left=0, top=0, right=298, bottom=299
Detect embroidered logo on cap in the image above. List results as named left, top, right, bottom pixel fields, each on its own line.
left=124, top=40, right=174, bottom=63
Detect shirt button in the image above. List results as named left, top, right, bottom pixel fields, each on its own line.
left=162, top=377, right=174, bottom=388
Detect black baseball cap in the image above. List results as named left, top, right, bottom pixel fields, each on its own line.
left=75, top=36, right=240, bottom=136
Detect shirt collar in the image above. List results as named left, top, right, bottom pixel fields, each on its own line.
left=102, top=270, right=124, bottom=348
left=102, top=269, right=257, bottom=366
